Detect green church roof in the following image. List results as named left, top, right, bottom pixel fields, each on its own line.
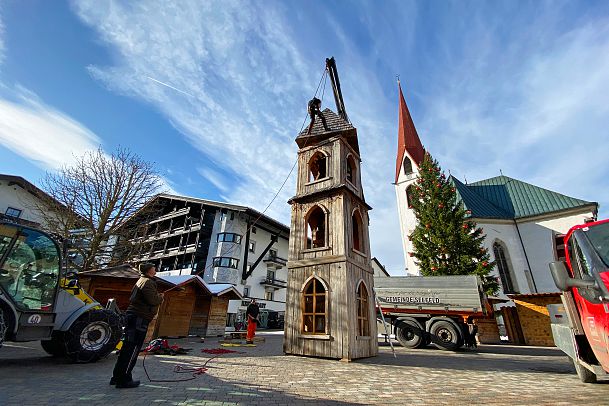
left=451, top=175, right=596, bottom=220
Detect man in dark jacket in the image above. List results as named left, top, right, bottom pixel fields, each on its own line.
left=111, top=263, right=163, bottom=388
left=246, top=299, right=260, bottom=344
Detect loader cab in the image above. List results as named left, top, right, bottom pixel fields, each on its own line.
left=0, top=223, right=61, bottom=312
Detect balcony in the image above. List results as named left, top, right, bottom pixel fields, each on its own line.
left=263, top=253, right=287, bottom=269
left=0, top=213, right=40, bottom=228
left=260, top=277, right=287, bottom=289
left=130, top=223, right=202, bottom=244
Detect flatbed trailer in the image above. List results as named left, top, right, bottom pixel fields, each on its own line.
left=375, top=275, right=490, bottom=350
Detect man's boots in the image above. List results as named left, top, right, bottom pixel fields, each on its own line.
left=115, top=379, right=140, bottom=389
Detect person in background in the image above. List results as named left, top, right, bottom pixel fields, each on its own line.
left=111, top=263, right=163, bottom=388
left=246, top=298, right=260, bottom=344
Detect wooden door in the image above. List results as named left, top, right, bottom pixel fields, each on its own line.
left=501, top=306, right=525, bottom=345
left=157, top=294, right=195, bottom=337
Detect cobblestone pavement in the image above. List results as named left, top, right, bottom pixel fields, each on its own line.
left=1, top=332, right=608, bottom=405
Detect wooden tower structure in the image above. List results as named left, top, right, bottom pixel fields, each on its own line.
left=283, top=58, right=378, bottom=360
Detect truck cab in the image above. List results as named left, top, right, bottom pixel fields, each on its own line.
left=549, top=219, right=609, bottom=382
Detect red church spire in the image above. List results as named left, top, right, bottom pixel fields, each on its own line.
left=395, top=81, right=425, bottom=183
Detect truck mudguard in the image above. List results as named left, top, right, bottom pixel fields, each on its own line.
left=394, top=317, right=425, bottom=333
left=426, top=316, right=464, bottom=334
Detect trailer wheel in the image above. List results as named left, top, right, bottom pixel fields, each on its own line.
left=41, top=331, right=67, bottom=357
left=430, top=320, right=462, bottom=351
left=573, top=359, right=597, bottom=383
left=395, top=319, right=425, bottom=349
left=64, top=309, right=121, bottom=363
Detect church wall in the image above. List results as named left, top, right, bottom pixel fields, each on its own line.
left=477, top=221, right=532, bottom=295
left=517, top=210, right=595, bottom=293
left=394, top=153, right=419, bottom=275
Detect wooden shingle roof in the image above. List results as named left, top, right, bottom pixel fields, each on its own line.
left=295, top=108, right=359, bottom=153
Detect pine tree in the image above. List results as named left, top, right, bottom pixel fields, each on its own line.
left=408, top=153, right=499, bottom=295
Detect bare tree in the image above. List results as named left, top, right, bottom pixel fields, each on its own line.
left=34, top=148, right=164, bottom=272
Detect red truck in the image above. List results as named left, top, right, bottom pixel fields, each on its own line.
left=549, top=218, right=609, bottom=383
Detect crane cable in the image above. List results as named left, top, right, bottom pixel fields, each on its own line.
left=192, top=65, right=329, bottom=280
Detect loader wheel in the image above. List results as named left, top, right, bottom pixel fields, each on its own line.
left=395, top=319, right=425, bottom=349
left=573, top=359, right=597, bottom=383
left=430, top=320, right=463, bottom=351
left=41, top=331, right=67, bottom=357
left=64, top=309, right=121, bottom=363
left=0, top=306, right=8, bottom=348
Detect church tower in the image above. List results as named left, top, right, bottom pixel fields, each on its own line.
left=284, top=58, right=377, bottom=360
left=394, top=82, right=425, bottom=276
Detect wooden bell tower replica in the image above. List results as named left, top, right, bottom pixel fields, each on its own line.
left=284, top=58, right=378, bottom=360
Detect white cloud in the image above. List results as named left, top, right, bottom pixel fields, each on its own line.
left=419, top=13, right=609, bottom=219
left=73, top=0, right=310, bottom=214
left=159, top=175, right=181, bottom=196
left=0, top=6, right=5, bottom=67
left=0, top=85, right=101, bottom=169
left=197, top=167, right=229, bottom=193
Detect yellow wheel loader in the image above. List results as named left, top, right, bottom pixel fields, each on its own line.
left=0, top=222, right=122, bottom=363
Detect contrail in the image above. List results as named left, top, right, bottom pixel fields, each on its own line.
left=146, top=76, right=195, bottom=98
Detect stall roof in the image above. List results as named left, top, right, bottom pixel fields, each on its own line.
left=508, top=292, right=562, bottom=300
left=80, top=265, right=141, bottom=279
left=80, top=265, right=175, bottom=288
left=157, top=274, right=242, bottom=299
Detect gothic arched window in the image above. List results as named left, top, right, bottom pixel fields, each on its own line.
left=309, top=151, right=328, bottom=182
left=346, top=154, right=357, bottom=185
left=352, top=209, right=363, bottom=252
left=493, top=241, right=517, bottom=294
left=302, top=277, right=327, bottom=334
left=403, top=157, right=413, bottom=175
left=356, top=282, right=370, bottom=336
left=306, top=206, right=326, bottom=249
left=406, top=185, right=416, bottom=207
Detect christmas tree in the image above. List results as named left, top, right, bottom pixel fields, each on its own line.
left=408, top=153, right=499, bottom=295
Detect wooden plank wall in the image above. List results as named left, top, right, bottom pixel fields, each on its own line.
left=284, top=261, right=377, bottom=360
left=157, top=285, right=196, bottom=337
left=207, top=296, right=229, bottom=336
left=189, top=294, right=211, bottom=336
left=82, top=277, right=134, bottom=310
left=285, top=132, right=377, bottom=360
left=295, top=137, right=363, bottom=202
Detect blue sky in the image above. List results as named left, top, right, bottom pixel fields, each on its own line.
left=0, top=0, right=608, bottom=274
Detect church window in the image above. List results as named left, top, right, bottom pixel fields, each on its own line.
left=493, top=242, right=517, bottom=294
left=406, top=185, right=416, bottom=207
left=309, top=151, right=328, bottom=182
left=352, top=209, right=363, bottom=252
left=346, top=155, right=356, bottom=185
left=403, top=157, right=413, bottom=175
left=302, top=278, right=326, bottom=334
left=356, top=282, right=370, bottom=336
left=306, top=206, right=326, bottom=249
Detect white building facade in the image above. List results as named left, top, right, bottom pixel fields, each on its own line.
left=0, top=174, right=57, bottom=228
left=136, top=194, right=290, bottom=329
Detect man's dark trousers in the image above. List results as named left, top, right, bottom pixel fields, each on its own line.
left=112, top=312, right=149, bottom=384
